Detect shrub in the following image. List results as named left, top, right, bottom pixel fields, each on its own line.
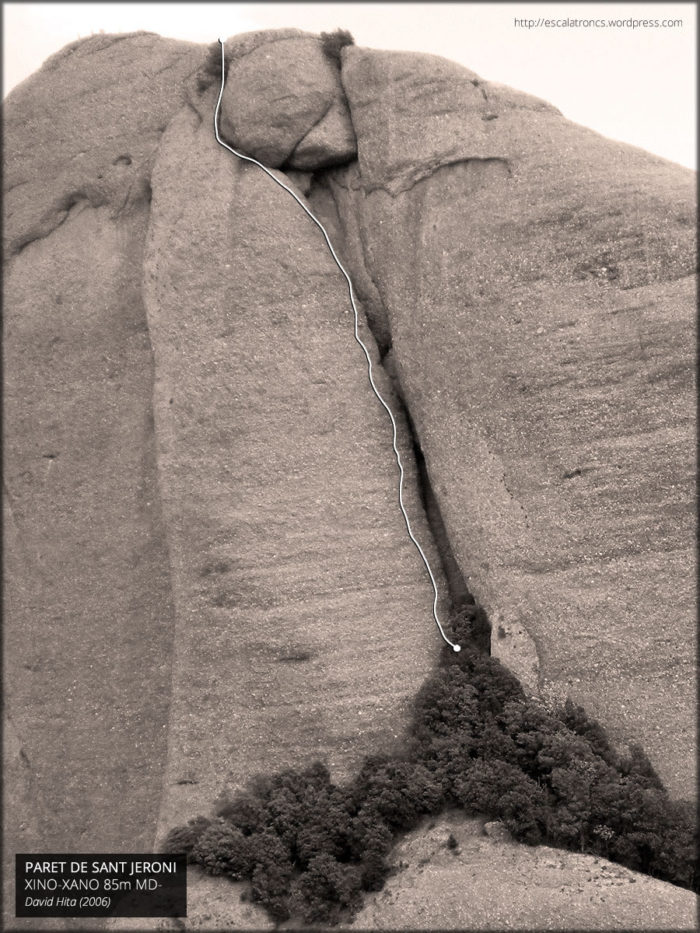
left=472, top=716, right=520, bottom=765
left=454, top=758, right=533, bottom=816
left=214, top=791, right=265, bottom=835
left=360, top=848, right=389, bottom=891
left=452, top=650, right=526, bottom=717
left=411, top=666, right=480, bottom=742
left=161, top=816, right=210, bottom=860
left=190, top=820, right=253, bottom=878
left=320, top=29, right=355, bottom=67
left=165, top=611, right=697, bottom=924
left=289, top=854, right=362, bottom=925
left=498, top=699, right=568, bottom=776
left=196, top=41, right=223, bottom=92
left=349, top=805, right=394, bottom=860
left=498, top=785, right=548, bottom=844
left=294, top=788, right=354, bottom=867
left=250, top=862, right=291, bottom=921
left=556, top=698, right=619, bottom=767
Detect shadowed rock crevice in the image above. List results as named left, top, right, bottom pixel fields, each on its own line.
left=302, top=163, right=491, bottom=654
left=405, top=404, right=492, bottom=655
left=382, top=351, right=492, bottom=654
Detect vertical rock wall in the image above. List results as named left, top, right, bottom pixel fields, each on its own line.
left=3, top=203, right=175, bottom=875
left=144, top=99, right=442, bottom=836
left=337, top=46, right=696, bottom=798
left=3, top=39, right=695, bottom=929
left=3, top=36, right=203, bottom=889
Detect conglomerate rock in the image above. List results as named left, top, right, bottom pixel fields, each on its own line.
left=324, top=44, right=695, bottom=800
left=3, top=26, right=695, bottom=932
left=3, top=30, right=441, bottom=878
left=219, top=30, right=356, bottom=169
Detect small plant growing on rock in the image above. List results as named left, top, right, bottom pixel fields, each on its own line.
left=196, top=41, right=224, bottom=92
left=320, top=29, right=355, bottom=67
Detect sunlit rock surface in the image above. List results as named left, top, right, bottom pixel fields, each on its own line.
left=3, top=27, right=695, bottom=931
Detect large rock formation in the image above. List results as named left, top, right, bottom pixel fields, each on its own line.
left=319, top=45, right=696, bottom=800
left=3, top=26, right=695, bottom=930
left=143, top=71, right=440, bottom=837
left=4, top=28, right=445, bottom=856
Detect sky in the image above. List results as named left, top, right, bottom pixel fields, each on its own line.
left=3, top=2, right=696, bottom=169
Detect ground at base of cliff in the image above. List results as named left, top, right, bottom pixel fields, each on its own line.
left=350, top=813, right=697, bottom=930
left=101, top=812, right=697, bottom=931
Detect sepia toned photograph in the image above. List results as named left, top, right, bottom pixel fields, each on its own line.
left=3, top=2, right=696, bottom=929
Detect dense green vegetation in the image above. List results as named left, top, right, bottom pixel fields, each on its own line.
left=164, top=610, right=698, bottom=925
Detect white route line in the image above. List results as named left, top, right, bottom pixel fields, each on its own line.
left=214, top=38, right=460, bottom=652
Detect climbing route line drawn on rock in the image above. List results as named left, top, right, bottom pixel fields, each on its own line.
left=213, top=38, right=460, bottom=653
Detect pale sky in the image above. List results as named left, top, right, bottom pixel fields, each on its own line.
left=3, top=2, right=696, bottom=169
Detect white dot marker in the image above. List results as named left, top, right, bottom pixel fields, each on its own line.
left=453, top=644, right=461, bottom=652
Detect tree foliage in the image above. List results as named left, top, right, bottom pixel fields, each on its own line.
left=163, top=615, right=698, bottom=924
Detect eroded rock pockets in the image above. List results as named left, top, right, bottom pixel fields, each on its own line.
left=3, top=32, right=208, bottom=260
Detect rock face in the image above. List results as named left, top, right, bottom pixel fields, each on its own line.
left=3, top=30, right=442, bottom=877
left=323, top=45, right=695, bottom=799
left=220, top=30, right=356, bottom=169
left=3, top=30, right=202, bottom=873
left=144, top=82, right=440, bottom=837
left=3, top=26, right=695, bottom=930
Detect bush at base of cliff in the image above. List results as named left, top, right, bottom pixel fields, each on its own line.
left=288, top=854, right=363, bottom=925
left=163, top=614, right=698, bottom=925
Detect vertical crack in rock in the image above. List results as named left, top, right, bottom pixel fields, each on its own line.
left=400, top=387, right=492, bottom=655
left=144, top=104, right=442, bottom=839
left=305, top=162, right=491, bottom=654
